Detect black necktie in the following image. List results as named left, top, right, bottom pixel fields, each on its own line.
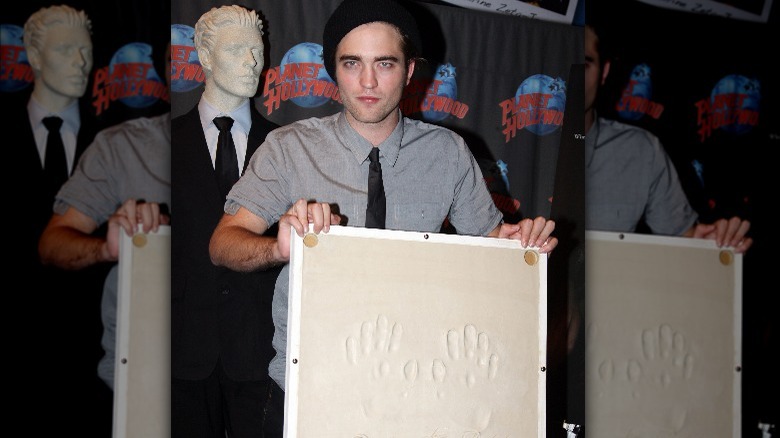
left=213, top=116, right=240, bottom=199
left=365, top=147, right=386, bottom=229
left=42, top=116, right=68, bottom=196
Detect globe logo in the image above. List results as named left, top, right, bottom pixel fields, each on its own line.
left=617, top=63, right=652, bottom=121
left=280, top=42, right=333, bottom=108
left=171, top=24, right=201, bottom=93
left=515, top=74, right=566, bottom=136
left=0, top=24, right=32, bottom=93
left=421, top=63, right=458, bottom=122
left=711, top=74, right=760, bottom=135
left=108, top=42, right=164, bottom=108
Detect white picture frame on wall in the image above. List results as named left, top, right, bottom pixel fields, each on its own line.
left=439, top=0, right=581, bottom=24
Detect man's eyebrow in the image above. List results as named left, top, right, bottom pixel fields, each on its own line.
left=338, top=54, right=400, bottom=63
left=374, top=55, right=400, bottom=63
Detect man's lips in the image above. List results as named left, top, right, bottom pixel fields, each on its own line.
left=357, top=95, right=379, bottom=103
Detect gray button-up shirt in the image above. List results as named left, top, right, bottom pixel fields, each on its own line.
left=226, top=110, right=502, bottom=389
left=586, top=116, right=697, bottom=235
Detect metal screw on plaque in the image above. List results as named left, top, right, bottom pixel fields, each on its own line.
left=133, top=233, right=147, bottom=248
left=303, top=233, right=318, bottom=248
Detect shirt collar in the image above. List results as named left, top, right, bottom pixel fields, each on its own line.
left=28, top=97, right=80, bottom=132
left=336, top=109, right=403, bottom=167
left=198, top=97, right=251, bottom=135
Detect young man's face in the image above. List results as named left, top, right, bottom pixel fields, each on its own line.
left=335, top=22, right=414, bottom=129
left=205, top=24, right=264, bottom=99
left=33, top=23, right=93, bottom=99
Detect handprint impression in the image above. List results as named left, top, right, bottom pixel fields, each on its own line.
left=433, top=324, right=499, bottom=432
left=598, top=323, right=695, bottom=434
left=345, top=314, right=415, bottom=419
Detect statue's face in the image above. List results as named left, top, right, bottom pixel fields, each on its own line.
left=34, top=23, right=93, bottom=99
left=205, top=24, right=264, bottom=100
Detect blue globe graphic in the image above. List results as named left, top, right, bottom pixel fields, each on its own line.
left=711, top=74, right=760, bottom=135
left=171, top=24, right=201, bottom=93
left=421, top=63, right=457, bottom=122
left=280, top=42, right=333, bottom=108
left=0, top=24, right=32, bottom=92
left=618, top=63, right=652, bottom=121
left=109, top=42, right=164, bottom=108
left=515, top=74, right=566, bottom=136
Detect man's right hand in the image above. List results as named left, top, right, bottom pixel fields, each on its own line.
left=276, top=198, right=341, bottom=261
left=105, top=199, right=170, bottom=261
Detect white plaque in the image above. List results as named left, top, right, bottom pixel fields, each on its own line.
left=585, top=231, right=742, bottom=437
left=114, top=225, right=170, bottom=438
left=286, top=225, right=547, bottom=437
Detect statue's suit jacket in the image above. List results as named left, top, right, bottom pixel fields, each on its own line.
left=172, top=104, right=282, bottom=381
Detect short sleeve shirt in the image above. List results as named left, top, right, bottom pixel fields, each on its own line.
left=585, top=116, right=697, bottom=235
left=226, top=110, right=502, bottom=389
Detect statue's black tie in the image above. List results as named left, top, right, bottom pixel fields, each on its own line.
left=213, top=116, right=240, bottom=199
left=42, top=116, right=68, bottom=196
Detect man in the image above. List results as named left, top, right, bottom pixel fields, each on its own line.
left=38, top=41, right=171, bottom=394
left=208, top=0, right=558, bottom=434
left=170, top=6, right=281, bottom=438
left=585, top=23, right=752, bottom=253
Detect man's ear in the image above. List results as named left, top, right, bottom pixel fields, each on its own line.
left=601, top=59, right=611, bottom=86
left=405, top=59, right=416, bottom=85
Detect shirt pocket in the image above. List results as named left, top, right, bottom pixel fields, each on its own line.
left=391, top=202, right=449, bottom=233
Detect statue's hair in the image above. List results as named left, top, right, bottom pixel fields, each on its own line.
left=23, top=5, right=92, bottom=53
left=194, top=5, right=263, bottom=55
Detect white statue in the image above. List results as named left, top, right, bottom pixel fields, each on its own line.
left=24, top=5, right=93, bottom=112
left=195, top=5, right=265, bottom=113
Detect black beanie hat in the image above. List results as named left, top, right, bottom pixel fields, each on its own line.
left=322, top=0, right=421, bottom=80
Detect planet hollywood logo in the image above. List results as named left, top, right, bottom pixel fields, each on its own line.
left=170, top=24, right=203, bottom=93
left=91, top=42, right=168, bottom=115
left=400, top=63, right=469, bottom=122
left=0, top=24, right=33, bottom=93
left=615, top=63, right=664, bottom=121
left=499, top=74, right=566, bottom=143
left=262, top=42, right=340, bottom=115
left=695, top=74, right=760, bottom=142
